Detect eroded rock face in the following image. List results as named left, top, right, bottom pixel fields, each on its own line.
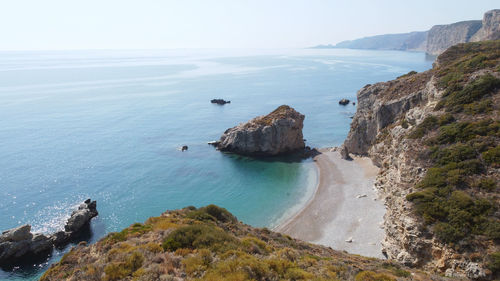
left=471, top=9, right=500, bottom=42
left=426, top=20, right=482, bottom=56
left=342, top=42, right=499, bottom=279
left=0, top=199, right=98, bottom=268
left=216, top=105, right=305, bottom=156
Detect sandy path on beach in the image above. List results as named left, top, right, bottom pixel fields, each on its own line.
left=275, top=148, right=385, bottom=258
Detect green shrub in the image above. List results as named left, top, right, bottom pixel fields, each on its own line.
left=482, top=146, right=500, bottom=167
left=475, top=178, right=497, bottom=191
left=187, top=205, right=237, bottom=223
left=488, top=252, right=500, bottom=274
left=434, top=222, right=464, bottom=243
left=408, top=116, right=438, bottom=139
left=162, top=224, right=237, bottom=252
left=485, top=220, right=500, bottom=240
left=354, top=271, right=395, bottom=281
left=103, top=251, right=144, bottom=281
left=442, top=74, right=500, bottom=112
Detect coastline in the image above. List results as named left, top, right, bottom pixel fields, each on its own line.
left=274, top=147, right=385, bottom=258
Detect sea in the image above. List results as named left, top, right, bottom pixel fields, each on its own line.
left=0, top=48, right=433, bottom=280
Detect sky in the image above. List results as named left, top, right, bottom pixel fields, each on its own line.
left=0, top=0, right=498, bottom=50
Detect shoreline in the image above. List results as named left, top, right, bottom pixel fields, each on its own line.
left=275, top=147, right=385, bottom=258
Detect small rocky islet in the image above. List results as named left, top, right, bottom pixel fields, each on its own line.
left=212, top=105, right=307, bottom=157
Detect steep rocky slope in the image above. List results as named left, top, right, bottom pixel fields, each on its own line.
left=344, top=40, right=500, bottom=279
left=39, top=205, right=446, bottom=281
left=215, top=105, right=305, bottom=156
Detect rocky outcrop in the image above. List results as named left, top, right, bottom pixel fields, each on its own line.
left=471, top=9, right=500, bottom=42
left=343, top=41, right=500, bottom=279
left=215, top=105, right=305, bottom=156
left=0, top=199, right=98, bottom=268
left=426, top=20, right=482, bottom=55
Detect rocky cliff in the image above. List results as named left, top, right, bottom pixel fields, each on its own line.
left=215, top=105, right=305, bottom=156
left=344, top=40, right=500, bottom=279
left=39, top=205, right=447, bottom=281
left=471, top=9, right=500, bottom=42
left=325, top=10, right=500, bottom=56
left=426, top=21, right=482, bottom=55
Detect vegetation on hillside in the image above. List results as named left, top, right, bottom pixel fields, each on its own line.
left=40, top=205, right=438, bottom=281
left=405, top=40, right=500, bottom=275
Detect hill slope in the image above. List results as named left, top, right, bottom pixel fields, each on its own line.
left=344, top=40, right=500, bottom=279
left=39, top=205, right=446, bottom=281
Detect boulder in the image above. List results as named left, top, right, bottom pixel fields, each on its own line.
left=340, top=145, right=352, bottom=160
left=65, top=199, right=98, bottom=233
left=215, top=105, right=305, bottom=156
left=0, top=224, right=32, bottom=242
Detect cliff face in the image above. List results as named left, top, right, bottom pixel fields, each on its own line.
left=426, top=21, right=482, bottom=55
left=329, top=10, right=500, bottom=56
left=216, top=105, right=305, bottom=156
left=344, top=40, right=500, bottom=279
left=39, top=205, right=445, bottom=281
left=471, top=9, right=500, bottom=42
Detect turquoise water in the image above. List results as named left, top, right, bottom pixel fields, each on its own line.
left=0, top=48, right=432, bottom=280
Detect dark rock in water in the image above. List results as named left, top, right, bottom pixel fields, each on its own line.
left=215, top=105, right=305, bottom=156
left=353, top=102, right=356, bottom=105
left=207, top=141, right=219, bottom=146
left=211, top=99, right=231, bottom=105
left=339, top=98, right=350, bottom=105
left=65, top=200, right=98, bottom=233
left=0, top=199, right=98, bottom=268
left=181, top=145, right=188, bottom=151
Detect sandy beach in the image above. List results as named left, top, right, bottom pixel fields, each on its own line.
left=275, top=148, right=386, bottom=258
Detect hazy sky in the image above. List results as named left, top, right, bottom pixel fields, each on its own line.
left=0, top=0, right=498, bottom=50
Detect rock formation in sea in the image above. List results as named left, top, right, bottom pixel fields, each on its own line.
left=215, top=105, right=305, bottom=156
left=39, top=205, right=447, bottom=281
left=321, top=9, right=500, bottom=56
left=0, top=199, right=98, bottom=267
left=344, top=40, right=500, bottom=279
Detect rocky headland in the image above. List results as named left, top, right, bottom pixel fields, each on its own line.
left=0, top=199, right=98, bottom=268
left=320, top=9, right=500, bottom=56
left=343, top=40, right=500, bottom=279
left=214, top=105, right=306, bottom=156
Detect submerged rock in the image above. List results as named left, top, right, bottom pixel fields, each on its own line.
left=0, top=199, right=98, bottom=268
left=215, top=105, right=305, bottom=156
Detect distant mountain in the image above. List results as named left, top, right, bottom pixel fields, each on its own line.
left=314, top=9, right=500, bottom=55
left=326, top=31, right=428, bottom=51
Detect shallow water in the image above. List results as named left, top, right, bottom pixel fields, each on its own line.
left=0, top=48, right=432, bottom=280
